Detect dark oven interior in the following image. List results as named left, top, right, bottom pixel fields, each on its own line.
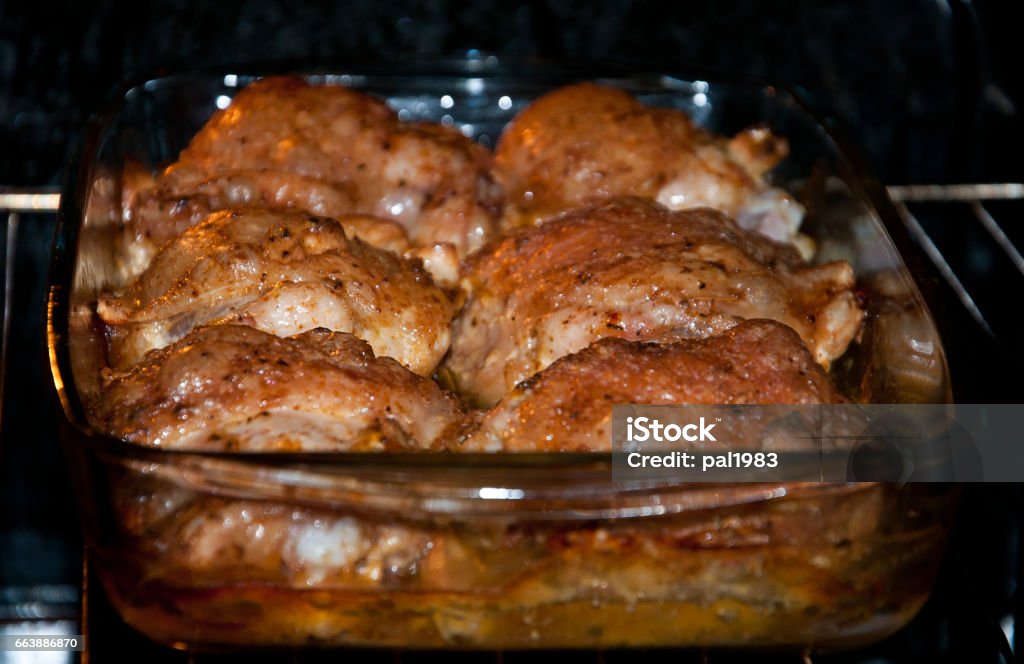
left=1, top=1, right=1022, bottom=662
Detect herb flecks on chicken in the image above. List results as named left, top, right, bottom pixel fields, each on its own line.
left=447, top=198, right=861, bottom=407
left=99, top=207, right=456, bottom=375
left=462, top=319, right=846, bottom=452
left=95, top=325, right=464, bottom=452
left=120, top=76, right=502, bottom=278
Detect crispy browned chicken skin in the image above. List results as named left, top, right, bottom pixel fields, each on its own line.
left=98, top=208, right=455, bottom=375
left=494, top=82, right=802, bottom=243
left=461, top=320, right=845, bottom=452
left=446, top=198, right=862, bottom=406
left=95, top=325, right=464, bottom=452
left=120, top=76, right=502, bottom=277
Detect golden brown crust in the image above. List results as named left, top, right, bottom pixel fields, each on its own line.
left=446, top=197, right=862, bottom=406
left=122, top=76, right=502, bottom=273
left=461, top=319, right=845, bottom=452
left=494, top=82, right=789, bottom=230
left=99, top=207, right=454, bottom=375
left=95, top=325, right=465, bottom=452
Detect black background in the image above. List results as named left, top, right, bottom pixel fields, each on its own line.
left=1, top=0, right=1021, bottom=187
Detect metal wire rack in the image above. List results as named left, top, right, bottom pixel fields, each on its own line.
left=5, top=182, right=1022, bottom=383
left=886, top=183, right=1024, bottom=341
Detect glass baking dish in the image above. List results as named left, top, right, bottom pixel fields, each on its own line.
left=48, top=57, right=958, bottom=651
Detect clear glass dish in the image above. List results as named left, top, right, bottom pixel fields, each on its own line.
left=48, top=56, right=957, bottom=651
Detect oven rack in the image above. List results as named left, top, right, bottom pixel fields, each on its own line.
left=1, top=184, right=1020, bottom=663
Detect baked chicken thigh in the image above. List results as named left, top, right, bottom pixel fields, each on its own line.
left=446, top=198, right=861, bottom=406
left=461, top=320, right=845, bottom=452
left=494, top=82, right=802, bottom=244
left=120, top=76, right=502, bottom=277
left=95, top=325, right=464, bottom=451
left=143, top=498, right=433, bottom=589
left=98, top=208, right=455, bottom=375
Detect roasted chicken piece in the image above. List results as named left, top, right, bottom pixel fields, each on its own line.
left=446, top=198, right=862, bottom=406
left=461, top=320, right=844, bottom=452
left=143, top=498, right=433, bottom=589
left=120, top=76, right=502, bottom=277
left=494, top=82, right=803, bottom=244
left=95, top=325, right=464, bottom=451
left=98, top=208, right=454, bottom=375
